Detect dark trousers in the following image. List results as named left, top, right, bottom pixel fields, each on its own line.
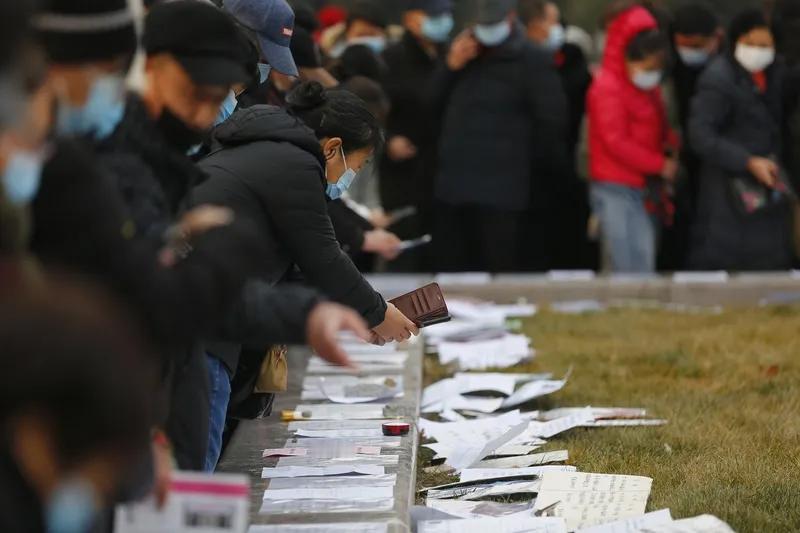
left=433, top=202, right=522, bottom=273
left=165, top=346, right=210, bottom=471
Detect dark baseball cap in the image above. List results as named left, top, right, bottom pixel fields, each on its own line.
left=225, top=0, right=299, bottom=77
left=143, top=0, right=251, bottom=87
left=406, top=0, right=453, bottom=16
left=474, top=0, right=515, bottom=25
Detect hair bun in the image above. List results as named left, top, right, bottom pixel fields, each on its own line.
left=286, top=81, right=327, bottom=111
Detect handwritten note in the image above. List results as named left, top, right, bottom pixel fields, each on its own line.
left=534, top=472, right=653, bottom=531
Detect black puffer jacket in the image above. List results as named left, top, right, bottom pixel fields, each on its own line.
left=431, top=24, right=568, bottom=212
left=688, top=55, right=793, bottom=271
left=193, top=105, right=387, bottom=327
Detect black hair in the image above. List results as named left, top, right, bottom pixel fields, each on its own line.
left=728, top=8, right=769, bottom=47
left=347, top=0, right=388, bottom=29
left=339, top=75, right=390, bottom=124
left=672, top=3, right=718, bottom=36
left=0, top=280, right=155, bottom=470
left=332, top=44, right=388, bottom=83
left=286, top=80, right=384, bottom=153
left=518, top=0, right=553, bottom=25
left=626, top=29, right=669, bottom=61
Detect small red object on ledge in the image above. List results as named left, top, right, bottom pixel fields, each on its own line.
left=382, top=422, right=410, bottom=436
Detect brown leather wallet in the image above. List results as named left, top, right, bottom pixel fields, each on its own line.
left=389, top=283, right=451, bottom=328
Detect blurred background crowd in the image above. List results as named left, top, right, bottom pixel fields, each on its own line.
left=1, top=0, right=800, bottom=531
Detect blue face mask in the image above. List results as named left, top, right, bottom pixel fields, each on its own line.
left=45, top=478, right=99, bottom=533
left=56, top=74, right=125, bottom=140
left=677, top=46, right=711, bottom=68
left=2, top=148, right=46, bottom=206
left=546, top=24, right=566, bottom=51
left=348, top=35, right=387, bottom=54
left=258, top=63, right=272, bottom=84
left=326, top=147, right=357, bottom=200
left=214, top=90, right=238, bottom=126
left=422, top=14, right=454, bottom=43
left=474, top=20, right=511, bottom=47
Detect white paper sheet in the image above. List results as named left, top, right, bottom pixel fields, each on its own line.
left=505, top=410, right=595, bottom=443
left=419, top=516, right=567, bottom=533
left=418, top=411, right=525, bottom=447
left=260, top=465, right=384, bottom=478
left=576, top=509, right=673, bottom=533
left=548, top=270, right=596, bottom=281
left=249, top=524, right=387, bottom=533
left=673, top=271, right=729, bottom=284
left=295, top=404, right=387, bottom=420
left=438, top=334, right=533, bottom=370
left=423, top=396, right=506, bottom=414
left=301, top=375, right=403, bottom=402
left=475, top=450, right=569, bottom=468
left=582, top=419, right=668, bottom=428
left=460, top=465, right=578, bottom=483
left=266, top=474, right=396, bottom=490
left=276, top=454, right=398, bottom=467
left=639, top=515, right=735, bottom=533
left=318, top=376, right=403, bottom=404
left=541, top=408, right=647, bottom=421
left=426, top=499, right=535, bottom=519
left=263, top=485, right=394, bottom=501
left=282, top=436, right=402, bottom=448
left=502, top=378, right=568, bottom=408
left=294, top=428, right=385, bottom=438
left=534, top=472, right=653, bottom=531
left=427, top=479, right=541, bottom=501
left=446, top=421, right=530, bottom=471
left=490, top=444, right=543, bottom=456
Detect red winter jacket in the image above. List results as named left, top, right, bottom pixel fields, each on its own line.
left=587, top=7, right=678, bottom=189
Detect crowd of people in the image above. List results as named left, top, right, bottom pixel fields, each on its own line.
left=1, top=0, right=800, bottom=531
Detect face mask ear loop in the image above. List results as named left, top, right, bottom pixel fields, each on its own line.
left=340, top=145, right=349, bottom=172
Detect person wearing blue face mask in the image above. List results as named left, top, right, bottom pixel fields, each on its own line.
left=519, top=0, right=594, bottom=271
left=378, top=0, right=453, bottom=273
left=194, top=80, right=420, bottom=349
left=0, top=283, right=156, bottom=533
left=430, top=0, right=569, bottom=273
left=662, top=3, right=722, bottom=271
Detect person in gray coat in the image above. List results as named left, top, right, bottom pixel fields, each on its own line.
left=688, top=9, right=794, bottom=271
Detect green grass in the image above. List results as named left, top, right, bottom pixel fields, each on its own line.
left=418, top=307, right=800, bottom=532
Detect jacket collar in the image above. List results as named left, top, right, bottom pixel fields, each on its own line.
left=101, top=95, right=206, bottom=216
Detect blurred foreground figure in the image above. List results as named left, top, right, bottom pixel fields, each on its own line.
left=0, top=278, right=155, bottom=533
left=688, top=9, right=793, bottom=271
left=432, top=0, right=567, bottom=273
left=587, top=5, right=678, bottom=274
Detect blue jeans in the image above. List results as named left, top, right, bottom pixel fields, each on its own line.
left=591, top=182, right=656, bottom=273
left=205, top=354, right=232, bottom=472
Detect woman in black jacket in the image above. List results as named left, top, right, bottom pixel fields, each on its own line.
left=688, top=10, right=793, bottom=271
left=194, top=81, right=418, bottom=342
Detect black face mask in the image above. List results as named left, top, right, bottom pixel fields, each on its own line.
left=156, top=108, right=206, bottom=152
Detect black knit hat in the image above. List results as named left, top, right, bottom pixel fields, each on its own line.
left=33, top=0, right=137, bottom=64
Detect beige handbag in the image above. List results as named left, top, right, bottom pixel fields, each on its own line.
left=254, top=345, right=288, bottom=393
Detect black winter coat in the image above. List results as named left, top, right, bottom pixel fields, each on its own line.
left=380, top=32, right=442, bottom=214
left=431, top=24, right=568, bottom=212
left=688, top=55, right=793, bottom=271
left=193, top=105, right=388, bottom=328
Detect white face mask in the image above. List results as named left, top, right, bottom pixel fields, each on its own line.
left=735, top=43, right=775, bottom=73
left=632, top=69, right=662, bottom=91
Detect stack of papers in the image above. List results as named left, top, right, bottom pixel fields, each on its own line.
left=438, top=334, right=534, bottom=370
left=301, top=375, right=404, bottom=403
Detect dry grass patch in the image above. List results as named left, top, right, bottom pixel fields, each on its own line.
left=418, top=306, right=800, bottom=532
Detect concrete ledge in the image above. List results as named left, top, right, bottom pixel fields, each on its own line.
left=218, top=341, right=422, bottom=532
left=367, top=273, right=800, bottom=306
